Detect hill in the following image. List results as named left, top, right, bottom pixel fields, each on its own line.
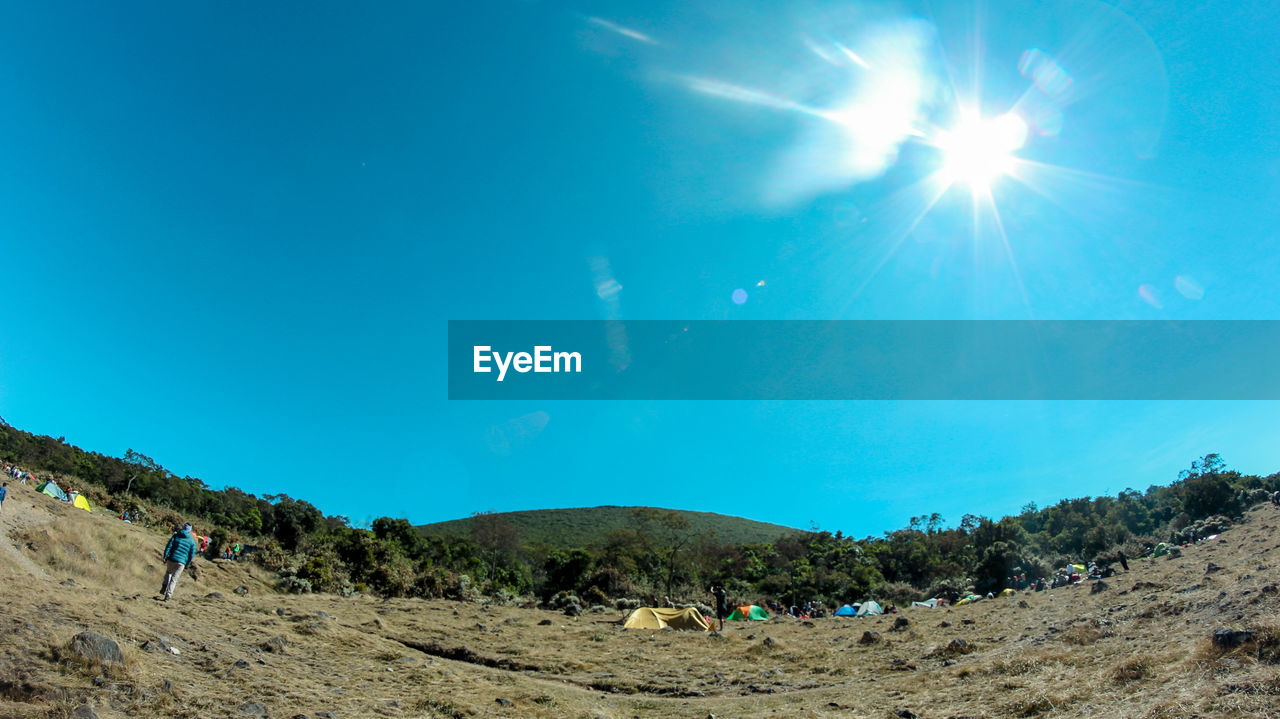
left=415, top=506, right=802, bottom=548
left=4, top=478, right=1280, bottom=718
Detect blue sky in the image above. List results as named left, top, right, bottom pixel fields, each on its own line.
left=1, top=1, right=1278, bottom=536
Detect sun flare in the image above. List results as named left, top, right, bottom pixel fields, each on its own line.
left=937, top=112, right=1028, bottom=191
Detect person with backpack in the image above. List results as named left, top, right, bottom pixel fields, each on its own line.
left=159, top=523, right=200, bottom=601
left=711, top=585, right=728, bottom=631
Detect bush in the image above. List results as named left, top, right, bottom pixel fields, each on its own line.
left=870, top=581, right=920, bottom=606
left=584, top=586, right=609, bottom=607
left=584, top=566, right=632, bottom=598
left=279, top=576, right=313, bottom=594
left=207, top=527, right=230, bottom=560
left=923, top=578, right=968, bottom=603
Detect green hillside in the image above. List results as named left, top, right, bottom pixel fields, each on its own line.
left=416, top=506, right=802, bottom=548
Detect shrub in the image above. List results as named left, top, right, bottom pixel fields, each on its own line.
left=924, top=578, right=968, bottom=603
left=869, top=581, right=920, bottom=606
left=279, top=576, right=312, bottom=594
left=584, top=586, right=609, bottom=607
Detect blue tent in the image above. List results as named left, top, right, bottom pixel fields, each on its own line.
left=834, top=604, right=858, bottom=617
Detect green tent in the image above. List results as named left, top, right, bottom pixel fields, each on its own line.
left=1153, top=543, right=1168, bottom=557
left=36, top=480, right=69, bottom=502
left=726, top=605, right=770, bottom=621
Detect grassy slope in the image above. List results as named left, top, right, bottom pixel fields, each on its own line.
left=5, top=478, right=1280, bottom=718
left=415, top=505, right=802, bottom=547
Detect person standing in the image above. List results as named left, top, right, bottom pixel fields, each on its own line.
left=711, top=585, right=728, bottom=631
left=159, top=524, right=199, bottom=601
left=0, top=482, right=7, bottom=511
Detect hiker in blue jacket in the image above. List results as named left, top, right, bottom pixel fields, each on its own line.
left=159, top=523, right=200, bottom=601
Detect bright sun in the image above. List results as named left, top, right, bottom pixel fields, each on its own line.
left=937, top=112, right=1028, bottom=191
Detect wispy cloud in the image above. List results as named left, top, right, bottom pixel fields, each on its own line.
left=587, top=17, right=658, bottom=46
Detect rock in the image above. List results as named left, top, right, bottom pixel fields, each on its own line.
left=67, top=631, right=124, bottom=666
left=945, top=638, right=973, bottom=655
left=495, top=698, right=513, bottom=707
left=276, top=609, right=288, bottom=616
left=802, top=620, right=815, bottom=627
left=938, top=621, right=951, bottom=628
left=234, top=660, right=251, bottom=669
left=206, top=592, right=224, bottom=599
left=961, top=618, right=975, bottom=625
left=61, top=578, right=77, bottom=587
left=537, top=619, right=553, bottom=626
left=234, top=586, right=250, bottom=596
left=562, top=605, right=582, bottom=617
left=316, top=611, right=330, bottom=619
left=762, top=636, right=778, bottom=649
left=858, top=631, right=882, bottom=645
left=896, top=710, right=918, bottom=719
left=238, top=703, right=268, bottom=716
left=140, top=638, right=170, bottom=653
left=892, top=616, right=910, bottom=631
left=91, top=676, right=105, bottom=686
left=1212, top=628, right=1255, bottom=649
left=262, top=637, right=288, bottom=653
left=1091, top=580, right=1109, bottom=594
left=163, top=680, right=173, bottom=692
left=71, top=705, right=98, bottom=719
left=1206, top=563, right=1223, bottom=574
left=1018, top=600, right=1029, bottom=609
left=315, top=713, right=337, bottom=719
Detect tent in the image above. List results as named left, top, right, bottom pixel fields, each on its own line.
left=856, top=600, right=883, bottom=616
left=912, top=598, right=940, bottom=609
left=72, top=494, right=91, bottom=512
left=834, top=604, right=858, bottom=617
left=622, top=607, right=710, bottom=631
left=36, top=480, right=68, bottom=502
left=999, top=588, right=1017, bottom=597
left=1071, top=563, right=1086, bottom=575
left=1153, top=543, right=1168, bottom=557
left=726, top=605, right=770, bottom=621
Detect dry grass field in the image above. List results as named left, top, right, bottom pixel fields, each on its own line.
left=4, top=479, right=1280, bottom=719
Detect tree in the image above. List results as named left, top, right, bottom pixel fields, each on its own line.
left=122, top=448, right=165, bottom=495
left=471, top=511, right=520, bottom=588
left=629, top=508, right=701, bottom=598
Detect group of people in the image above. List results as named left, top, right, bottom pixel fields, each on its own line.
left=1005, top=551, right=1130, bottom=593
left=4, top=464, right=32, bottom=484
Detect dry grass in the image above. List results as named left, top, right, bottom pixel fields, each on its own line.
left=4, top=491, right=1280, bottom=718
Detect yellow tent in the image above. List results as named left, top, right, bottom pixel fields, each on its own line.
left=999, top=588, right=1016, bottom=597
left=72, top=494, right=91, bottom=512
left=622, top=607, right=710, bottom=631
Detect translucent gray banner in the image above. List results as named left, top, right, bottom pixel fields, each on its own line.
left=448, top=321, right=1280, bottom=400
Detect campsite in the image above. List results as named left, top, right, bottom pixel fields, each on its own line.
left=4, top=477, right=1280, bottom=719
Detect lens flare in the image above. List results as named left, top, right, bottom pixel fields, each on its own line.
left=937, top=113, right=1028, bottom=190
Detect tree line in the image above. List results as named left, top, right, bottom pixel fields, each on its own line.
left=2, top=420, right=1276, bottom=606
